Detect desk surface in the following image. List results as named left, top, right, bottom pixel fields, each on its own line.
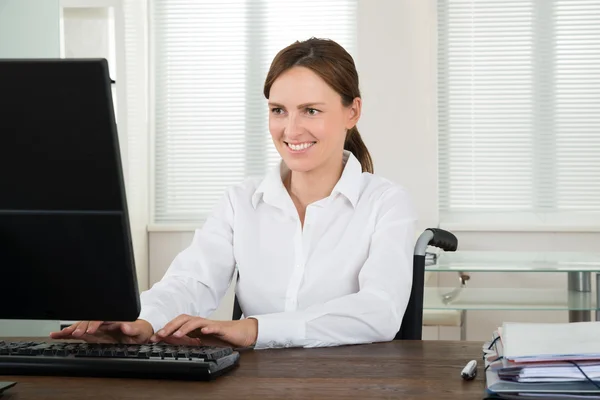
left=0, top=338, right=485, bottom=400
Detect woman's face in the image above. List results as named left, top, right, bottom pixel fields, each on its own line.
left=268, top=66, right=360, bottom=173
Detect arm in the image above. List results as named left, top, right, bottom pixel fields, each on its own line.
left=138, top=189, right=237, bottom=333
left=250, top=187, right=417, bottom=349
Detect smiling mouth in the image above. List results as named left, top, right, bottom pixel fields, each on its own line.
left=285, top=141, right=316, bottom=151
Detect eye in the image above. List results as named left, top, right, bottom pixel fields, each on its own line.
left=306, top=108, right=320, bottom=116
left=271, top=107, right=284, bottom=115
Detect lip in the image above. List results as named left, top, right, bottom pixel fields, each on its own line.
left=284, top=141, right=316, bottom=154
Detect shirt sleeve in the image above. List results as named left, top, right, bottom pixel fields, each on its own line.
left=138, top=189, right=237, bottom=333
left=248, top=186, right=417, bottom=349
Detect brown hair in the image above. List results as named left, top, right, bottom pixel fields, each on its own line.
left=263, top=37, right=374, bottom=174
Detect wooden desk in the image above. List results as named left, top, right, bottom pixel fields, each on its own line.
left=0, top=339, right=485, bottom=399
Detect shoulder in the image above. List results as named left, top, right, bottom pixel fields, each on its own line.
left=224, top=177, right=262, bottom=198
left=217, top=176, right=263, bottom=208
left=359, top=173, right=417, bottom=222
left=205, top=177, right=262, bottom=223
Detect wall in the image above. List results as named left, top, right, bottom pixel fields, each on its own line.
left=0, top=0, right=60, bottom=58
left=149, top=232, right=235, bottom=320
left=0, top=0, right=61, bottom=336
left=146, top=0, right=600, bottom=341
left=356, top=0, right=439, bottom=233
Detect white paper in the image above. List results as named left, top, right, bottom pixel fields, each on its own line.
left=502, top=321, right=600, bottom=361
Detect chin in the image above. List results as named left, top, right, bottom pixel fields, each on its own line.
left=282, top=156, right=316, bottom=173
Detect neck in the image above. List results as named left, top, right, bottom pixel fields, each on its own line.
left=285, top=153, right=345, bottom=208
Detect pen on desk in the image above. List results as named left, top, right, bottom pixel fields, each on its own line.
left=461, top=359, right=477, bottom=380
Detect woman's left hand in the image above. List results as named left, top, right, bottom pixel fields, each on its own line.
left=150, top=314, right=258, bottom=348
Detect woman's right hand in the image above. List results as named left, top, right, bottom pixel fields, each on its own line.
left=49, top=320, right=154, bottom=344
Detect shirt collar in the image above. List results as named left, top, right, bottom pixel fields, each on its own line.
left=330, top=150, right=362, bottom=208
left=251, top=159, right=291, bottom=210
left=251, top=150, right=363, bottom=210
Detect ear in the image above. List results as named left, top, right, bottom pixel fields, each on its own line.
left=345, top=97, right=362, bottom=130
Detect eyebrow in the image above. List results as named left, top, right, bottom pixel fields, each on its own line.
left=268, top=102, right=326, bottom=109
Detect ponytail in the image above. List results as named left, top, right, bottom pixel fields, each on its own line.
left=344, top=127, right=374, bottom=173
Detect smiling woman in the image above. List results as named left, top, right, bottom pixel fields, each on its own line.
left=52, top=38, right=418, bottom=351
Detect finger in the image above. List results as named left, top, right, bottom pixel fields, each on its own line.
left=84, top=325, right=135, bottom=344
left=149, top=331, right=201, bottom=346
left=50, top=326, right=77, bottom=339
left=72, top=321, right=91, bottom=337
left=51, top=321, right=81, bottom=337
left=50, top=322, right=77, bottom=338
left=98, top=322, right=124, bottom=332
left=156, top=314, right=194, bottom=338
left=63, top=322, right=80, bottom=333
left=149, top=334, right=163, bottom=343
left=120, top=322, right=141, bottom=336
left=199, top=325, right=221, bottom=336
left=191, top=333, right=232, bottom=348
left=85, top=321, right=106, bottom=335
left=159, top=335, right=202, bottom=346
left=173, top=319, right=211, bottom=338
left=50, top=330, right=77, bottom=339
left=157, top=314, right=193, bottom=337
left=79, top=332, right=113, bottom=344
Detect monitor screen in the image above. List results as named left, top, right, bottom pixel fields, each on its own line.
left=0, top=59, right=140, bottom=322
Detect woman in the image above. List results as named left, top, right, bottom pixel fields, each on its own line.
left=51, top=38, right=417, bottom=349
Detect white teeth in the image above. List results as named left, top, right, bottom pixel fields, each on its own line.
left=288, top=142, right=315, bottom=151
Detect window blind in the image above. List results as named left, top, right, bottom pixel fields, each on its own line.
left=151, top=0, right=357, bottom=224
left=438, top=0, right=600, bottom=222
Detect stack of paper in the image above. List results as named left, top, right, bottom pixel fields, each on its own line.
left=483, top=321, right=600, bottom=400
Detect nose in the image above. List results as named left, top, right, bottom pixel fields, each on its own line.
left=284, top=113, right=301, bottom=138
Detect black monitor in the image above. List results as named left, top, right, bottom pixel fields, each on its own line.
left=0, top=59, right=140, bottom=322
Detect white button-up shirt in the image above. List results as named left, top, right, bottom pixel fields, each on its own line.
left=139, top=151, right=417, bottom=349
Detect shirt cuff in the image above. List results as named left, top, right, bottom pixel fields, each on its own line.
left=137, top=307, right=171, bottom=334
left=249, top=314, right=306, bottom=349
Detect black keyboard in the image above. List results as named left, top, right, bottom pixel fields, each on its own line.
left=0, top=341, right=240, bottom=381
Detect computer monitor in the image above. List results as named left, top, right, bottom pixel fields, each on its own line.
left=0, top=59, right=140, bottom=322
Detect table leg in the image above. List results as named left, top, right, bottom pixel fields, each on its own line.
left=460, top=310, right=467, bottom=341
left=568, top=271, right=591, bottom=322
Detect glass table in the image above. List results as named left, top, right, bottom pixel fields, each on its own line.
left=422, top=251, right=600, bottom=338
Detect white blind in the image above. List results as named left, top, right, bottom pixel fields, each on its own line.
left=152, top=0, right=357, bottom=224
left=438, top=0, right=600, bottom=219
left=124, top=0, right=150, bottom=288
